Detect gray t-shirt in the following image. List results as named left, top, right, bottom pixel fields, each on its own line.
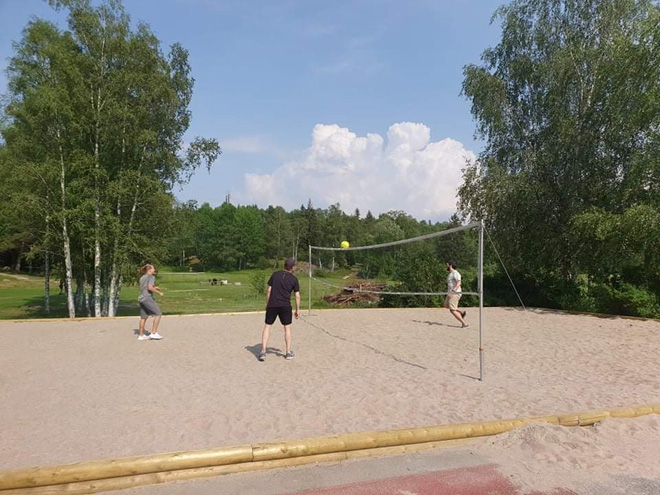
left=138, top=274, right=155, bottom=302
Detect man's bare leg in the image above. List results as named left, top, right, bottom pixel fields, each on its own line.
left=261, top=324, right=272, bottom=354
left=138, top=318, right=147, bottom=337
left=450, top=309, right=467, bottom=327
left=151, top=315, right=162, bottom=335
left=283, top=325, right=292, bottom=354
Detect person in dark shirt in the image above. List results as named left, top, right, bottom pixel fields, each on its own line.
left=259, top=258, right=300, bottom=361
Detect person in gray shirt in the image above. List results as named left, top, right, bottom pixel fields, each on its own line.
left=137, top=264, right=164, bottom=340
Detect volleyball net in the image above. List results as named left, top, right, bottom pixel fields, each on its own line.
left=308, top=221, right=486, bottom=381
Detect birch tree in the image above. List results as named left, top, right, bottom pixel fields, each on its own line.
left=3, top=19, right=83, bottom=317
left=460, top=0, right=660, bottom=277
left=3, top=0, right=220, bottom=317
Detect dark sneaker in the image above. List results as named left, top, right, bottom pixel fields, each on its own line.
left=258, top=352, right=266, bottom=362
left=461, top=310, right=467, bottom=318
left=285, top=352, right=295, bottom=360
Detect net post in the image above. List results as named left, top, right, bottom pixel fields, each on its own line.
left=308, top=244, right=312, bottom=317
left=478, top=220, right=485, bottom=381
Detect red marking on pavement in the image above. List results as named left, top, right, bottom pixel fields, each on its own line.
left=292, top=464, right=577, bottom=495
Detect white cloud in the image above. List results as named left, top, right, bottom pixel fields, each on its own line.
left=239, top=122, right=475, bottom=221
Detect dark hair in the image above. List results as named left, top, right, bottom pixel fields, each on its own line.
left=285, top=258, right=296, bottom=270
left=446, top=260, right=457, bottom=269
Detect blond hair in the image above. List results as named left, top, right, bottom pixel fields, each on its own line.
left=140, top=264, right=155, bottom=274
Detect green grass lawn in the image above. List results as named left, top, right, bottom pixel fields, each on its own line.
left=0, top=269, right=357, bottom=319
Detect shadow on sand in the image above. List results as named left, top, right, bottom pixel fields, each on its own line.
left=411, top=319, right=463, bottom=329
left=245, top=344, right=285, bottom=360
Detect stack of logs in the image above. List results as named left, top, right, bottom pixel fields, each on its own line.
left=323, top=282, right=386, bottom=306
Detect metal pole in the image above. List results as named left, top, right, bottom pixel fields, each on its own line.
left=478, top=220, right=485, bottom=381
left=308, top=244, right=312, bottom=317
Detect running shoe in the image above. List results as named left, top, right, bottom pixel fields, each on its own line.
left=137, top=334, right=150, bottom=341
left=285, top=352, right=295, bottom=360
left=149, top=332, right=164, bottom=340
left=461, top=310, right=467, bottom=318
left=258, top=352, right=266, bottom=362
left=462, top=323, right=469, bottom=328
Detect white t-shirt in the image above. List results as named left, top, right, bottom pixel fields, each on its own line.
left=447, top=270, right=462, bottom=294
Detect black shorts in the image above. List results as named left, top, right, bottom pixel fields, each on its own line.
left=265, top=306, right=293, bottom=325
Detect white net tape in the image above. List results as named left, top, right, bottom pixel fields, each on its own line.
left=310, top=222, right=480, bottom=252
left=311, top=276, right=479, bottom=297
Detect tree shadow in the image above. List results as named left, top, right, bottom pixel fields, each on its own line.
left=17, top=295, right=142, bottom=319
left=503, top=306, right=653, bottom=321
left=245, top=344, right=285, bottom=360
left=15, top=295, right=70, bottom=319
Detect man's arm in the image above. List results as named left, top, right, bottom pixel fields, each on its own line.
left=265, top=286, right=272, bottom=309
left=453, top=272, right=462, bottom=293
left=294, top=291, right=301, bottom=319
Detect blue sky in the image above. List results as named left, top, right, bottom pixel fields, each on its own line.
left=0, top=0, right=503, bottom=220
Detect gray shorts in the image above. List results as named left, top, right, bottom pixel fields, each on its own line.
left=139, top=297, right=162, bottom=319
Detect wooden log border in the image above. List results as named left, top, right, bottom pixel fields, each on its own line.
left=1, top=403, right=658, bottom=493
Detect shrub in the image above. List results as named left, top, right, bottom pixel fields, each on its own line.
left=249, top=271, right=267, bottom=298
left=589, top=283, right=659, bottom=318
left=612, top=283, right=659, bottom=318
left=314, top=268, right=330, bottom=278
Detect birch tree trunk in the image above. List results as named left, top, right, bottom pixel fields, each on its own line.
left=112, top=275, right=123, bottom=316
left=93, top=108, right=102, bottom=317
left=44, top=210, right=50, bottom=314
left=112, top=147, right=144, bottom=314
left=83, top=268, right=91, bottom=317
left=13, top=251, right=22, bottom=272
left=107, top=134, right=125, bottom=317
left=58, top=133, right=75, bottom=318
left=93, top=30, right=106, bottom=317
left=107, top=227, right=120, bottom=316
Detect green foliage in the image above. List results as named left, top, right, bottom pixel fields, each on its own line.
left=0, top=0, right=220, bottom=316
left=590, top=283, right=660, bottom=318
left=249, top=271, right=267, bottom=298
left=2, top=0, right=658, bottom=320
left=0, top=269, right=351, bottom=319
left=459, top=0, right=660, bottom=317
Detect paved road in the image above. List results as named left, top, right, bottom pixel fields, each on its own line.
left=117, top=444, right=660, bottom=495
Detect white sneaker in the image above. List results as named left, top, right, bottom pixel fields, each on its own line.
left=149, top=332, right=164, bottom=340
left=137, top=335, right=150, bottom=341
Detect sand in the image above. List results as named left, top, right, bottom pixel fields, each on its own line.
left=117, top=416, right=660, bottom=494
left=0, top=307, right=658, bottom=477
left=474, top=414, right=660, bottom=492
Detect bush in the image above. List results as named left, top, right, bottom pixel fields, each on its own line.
left=616, top=284, right=660, bottom=318
left=556, top=274, right=598, bottom=313
left=256, top=258, right=271, bottom=270
left=314, top=268, right=330, bottom=278
left=249, top=271, right=267, bottom=298
left=597, top=283, right=659, bottom=318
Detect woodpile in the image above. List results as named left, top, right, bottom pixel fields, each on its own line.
left=323, top=282, right=386, bottom=306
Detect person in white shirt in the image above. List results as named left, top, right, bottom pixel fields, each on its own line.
left=444, top=260, right=468, bottom=328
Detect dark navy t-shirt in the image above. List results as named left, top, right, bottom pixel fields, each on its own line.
left=267, top=270, right=300, bottom=307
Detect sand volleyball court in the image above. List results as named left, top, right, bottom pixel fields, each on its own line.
left=0, top=308, right=658, bottom=471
